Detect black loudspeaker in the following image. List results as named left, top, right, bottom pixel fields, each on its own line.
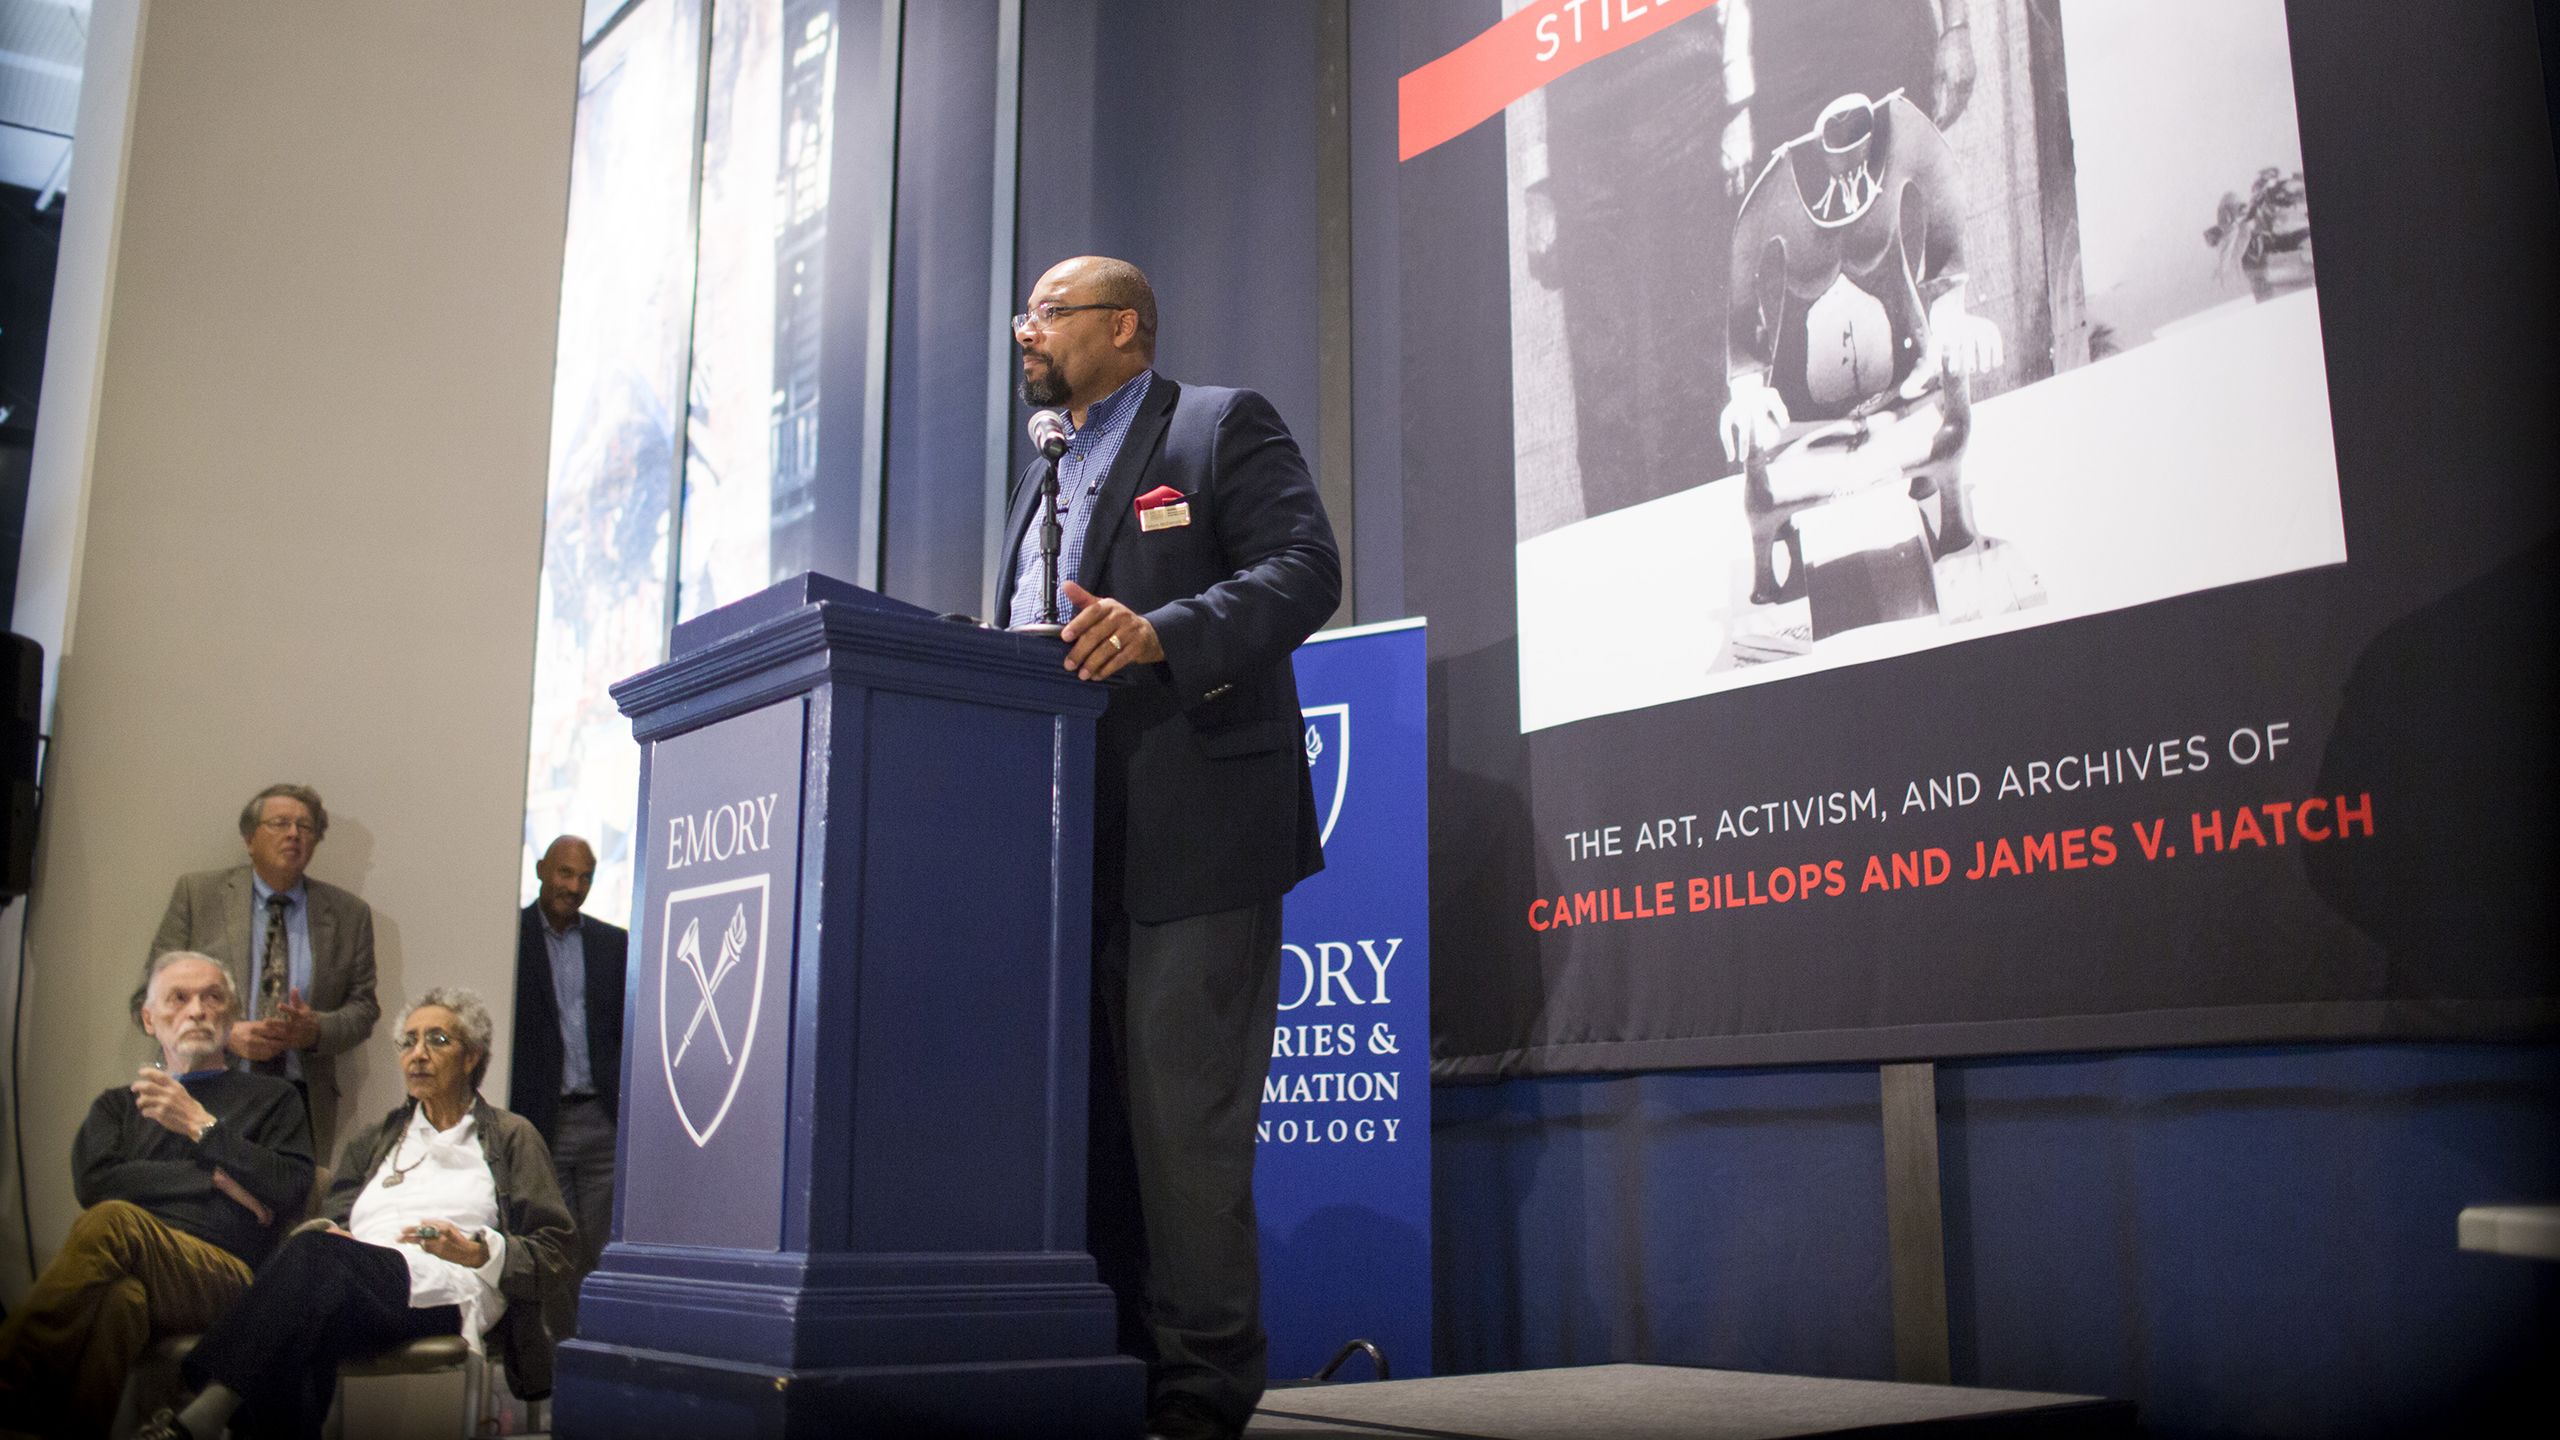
left=0, top=633, right=39, bottom=901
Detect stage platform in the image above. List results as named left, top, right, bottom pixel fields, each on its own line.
left=1247, top=1364, right=2132, bottom=1439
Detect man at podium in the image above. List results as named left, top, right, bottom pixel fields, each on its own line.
left=995, top=254, right=1340, bottom=1440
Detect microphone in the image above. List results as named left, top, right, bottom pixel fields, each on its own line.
left=1028, top=409, right=1070, bottom=461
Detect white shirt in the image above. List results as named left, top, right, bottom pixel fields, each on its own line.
left=346, top=1106, right=511, bottom=1352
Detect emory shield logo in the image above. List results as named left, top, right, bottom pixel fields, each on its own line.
left=1302, top=704, right=1350, bottom=848
left=656, top=874, right=771, bottom=1148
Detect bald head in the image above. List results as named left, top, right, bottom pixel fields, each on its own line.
left=1018, top=256, right=1158, bottom=418
left=1062, top=256, right=1158, bottom=357
left=536, top=835, right=597, bottom=932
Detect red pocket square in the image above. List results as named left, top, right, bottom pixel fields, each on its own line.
left=1135, top=486, right=1186, bottom=512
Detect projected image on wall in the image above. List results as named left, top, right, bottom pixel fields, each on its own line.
left=1506, top=0, right=2340, bottom=731
left=522, top=0, right=705, bottom=925
left=678, top=0, right=840, bottom=622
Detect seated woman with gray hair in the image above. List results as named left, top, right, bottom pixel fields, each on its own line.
left=140, top=988, right=573, bottom=1440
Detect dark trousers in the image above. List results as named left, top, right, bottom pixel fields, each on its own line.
left=1085, top=897, right=1285, bottom=1433
left=546, top=1093, right=618, bottom=1340
left=182, top=1230, right=459, bottom=1440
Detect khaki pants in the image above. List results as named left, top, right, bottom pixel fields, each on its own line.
left=0, top=1200, right=254, bottom=1435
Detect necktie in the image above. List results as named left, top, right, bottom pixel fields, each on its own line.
left=259, top=893, right=290, bottom=1021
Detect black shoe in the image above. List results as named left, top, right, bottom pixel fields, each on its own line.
left=1146, top=1392, right=1239, bottom=1440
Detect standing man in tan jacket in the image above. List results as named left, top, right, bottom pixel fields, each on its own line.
left=147, top=783, right=380, bottom=1154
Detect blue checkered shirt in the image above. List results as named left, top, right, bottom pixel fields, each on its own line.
left=1008, top=370, right=1155, bottom=627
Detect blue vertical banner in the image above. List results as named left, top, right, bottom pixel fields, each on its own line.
left=1259, top=618, right=1431, bottom=1380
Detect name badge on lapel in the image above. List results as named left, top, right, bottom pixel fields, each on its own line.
left=1136, top=485, right=1191, bottom=532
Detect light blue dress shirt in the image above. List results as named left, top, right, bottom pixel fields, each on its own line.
left=543, top=921, right=594, bottom=1096
left=247, top=873, right=312, bottom=1081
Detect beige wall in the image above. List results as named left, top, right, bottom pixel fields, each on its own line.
left=2, top=0, right=580, bottom=1297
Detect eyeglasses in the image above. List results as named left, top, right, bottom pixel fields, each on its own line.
left=256, top=817, right=320, bottom=837
left=1011, top=301, right=1125, bottom=334
left=397, top=1029, right=458, bottom=1052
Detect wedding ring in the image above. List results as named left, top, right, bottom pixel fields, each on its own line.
left=1109, top=634, right=1123, bottom=651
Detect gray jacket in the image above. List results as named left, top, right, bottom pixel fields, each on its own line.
left=326, top=1095, right=575, bottom=1398
left=151, top=864, right=381, bottom=1152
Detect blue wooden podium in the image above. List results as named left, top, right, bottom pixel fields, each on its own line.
left=553, top=574, right=1144, bottom=1438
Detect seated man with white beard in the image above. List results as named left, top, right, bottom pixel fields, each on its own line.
left=0, top=952, right=315, bottom=1438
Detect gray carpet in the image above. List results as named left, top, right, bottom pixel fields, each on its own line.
left=1247, top=1364, right=2127, bottom=1439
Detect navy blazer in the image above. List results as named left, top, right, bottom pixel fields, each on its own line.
left=995, top=377, right=1341, bottom=923
left=507, top=904, right=630, bottom=1145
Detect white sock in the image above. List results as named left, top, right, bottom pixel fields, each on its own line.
left=176, top=1381, right=242, bottom=1439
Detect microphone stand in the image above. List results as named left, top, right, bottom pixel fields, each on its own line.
left=1038, top=453, right=1064, bottom=627
left=1016, top=451, right=1066, bottom=636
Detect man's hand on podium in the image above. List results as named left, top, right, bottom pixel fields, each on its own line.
left=1059, top=581, right=1163, bottom=681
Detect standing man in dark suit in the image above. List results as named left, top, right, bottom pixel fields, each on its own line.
left=994, top=255, right=1339, bottom=1440
left=507, top=833, right=628, bottom=1338
left=149, top=783, right=379, bottom=1156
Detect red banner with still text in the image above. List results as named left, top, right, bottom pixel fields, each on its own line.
left=1398, top=0, right=1723, bottom=161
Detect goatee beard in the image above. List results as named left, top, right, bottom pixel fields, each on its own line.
left=1020, top=361, right=1069, bottom=408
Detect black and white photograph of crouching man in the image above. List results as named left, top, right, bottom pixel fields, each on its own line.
left=1505, top=0, right=2343, bottom=730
